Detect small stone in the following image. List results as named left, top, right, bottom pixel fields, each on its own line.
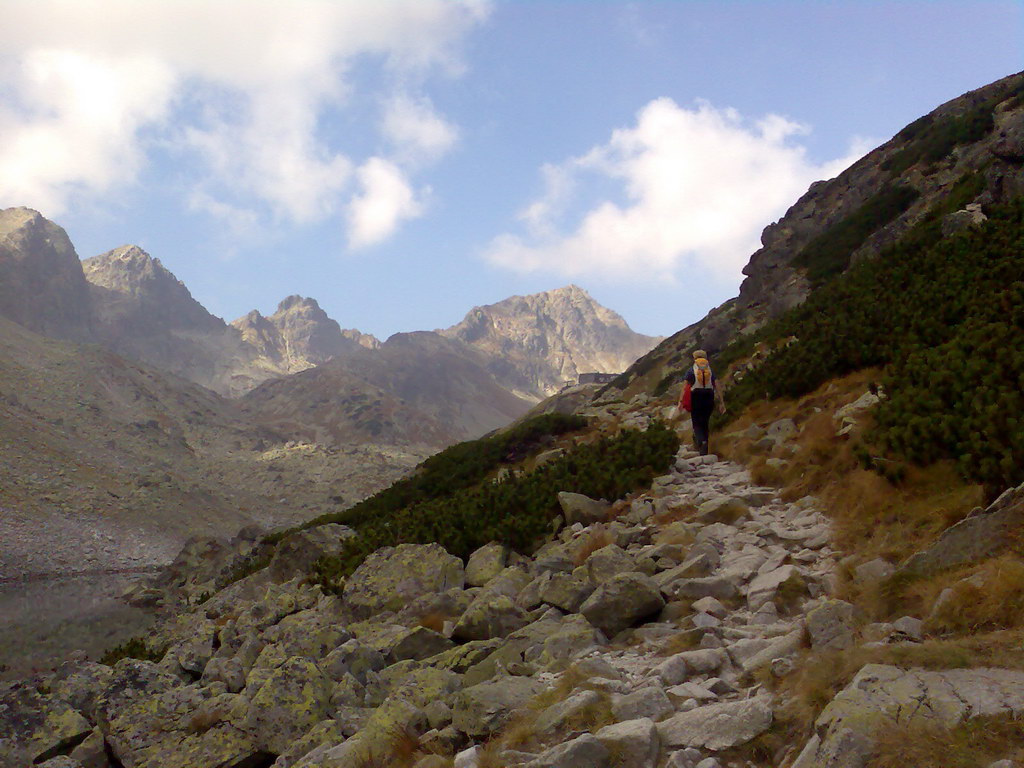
left=854, top=557, right=895, bottom=584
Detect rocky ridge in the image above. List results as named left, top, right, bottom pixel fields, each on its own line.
left=608, top=71, right=1024, bottom=398
left=10, top=395, right=1018, bottom=768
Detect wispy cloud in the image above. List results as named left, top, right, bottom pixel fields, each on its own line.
left=486, top=97, right=869, bottom=283
left=0, top=0, right=489, bottom=246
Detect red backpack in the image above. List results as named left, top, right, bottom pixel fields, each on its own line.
left=680, top=381, right=692, bottom=412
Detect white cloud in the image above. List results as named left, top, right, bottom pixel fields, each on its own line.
left=382, top=94, right=459, bottom=164
left=486, top=98, right=869, bottom=282
left=347, top=158, right=423, bottom=249
left=0, top=0, right=486, bottom=241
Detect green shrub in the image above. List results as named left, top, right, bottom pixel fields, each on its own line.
left=99, top=636, right=167, bottom=666
left=267, top=412, right=589, bottom=543
left=717, top=195, right=1024, bottom=493
left=312, top=422, right=679, bottom=591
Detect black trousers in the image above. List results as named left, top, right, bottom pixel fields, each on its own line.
left=691, top=391, right=715, bottom=455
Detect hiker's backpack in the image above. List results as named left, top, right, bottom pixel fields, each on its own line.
left=692, top=359, right=714, bottom=389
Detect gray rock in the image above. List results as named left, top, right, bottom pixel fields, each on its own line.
left=665, top=748, right=705, bottom=768
left=580, top=572, right=665, bottom=637
left=739, top=627, right=804, bottom=674
left=268, top=524, right=356, bottom=581
left=898, top=483, right=1024, bottom=578
left=558, top=491, right=611, bottom=526
left=747, top=564, right=802, bottom=610
left=792, top=664, right=1024, bottom=768
left=0, top=684, right=92, bottom=767
left=535, top=689, right=603, bottom=735
left=246, top=656, right=334, bottom=753
left=690, top=596, right=727, bottom=618
left=891, top=615, right=924, bottom=641
left=766, top=418, right=797, bottom=441
left=663, top=575, right=739, bottom=602
left=527, top=733, right=610, bottom=768
left=806, top=599, right=862, bottom=651
left=538, top=570, right=595, bottom=613
left=344, top=543, right=464, bottom=618
left=854, top=557, right=895, bottom=584
left=655, top=649, right=728, bottom=685
left=611, top=685, right=674, bottom=722
left=696, top=497, right=750, bottom=524
left=583, top=544, right=637, bottom=585
left=452, top=593, right=530, bottom=642
left=657, top=697, right=773, bottom=750
left=465, top=542, right=508, bottom=587
left=390, top=625, right=455, bottom=661
left=452, top=677, right=541, bottom=737
left=595, top=717, right=660, bottom=768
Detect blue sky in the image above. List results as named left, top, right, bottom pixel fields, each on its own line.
left=0, top=1, right=1021, bottom=339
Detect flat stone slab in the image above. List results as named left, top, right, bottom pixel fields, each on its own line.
left=792, top=664, right=1024, bottom=768
left=657, top=697, right=773, bottom=751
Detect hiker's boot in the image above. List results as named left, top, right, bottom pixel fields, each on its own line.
left=698, top=441, right=709, bottom=456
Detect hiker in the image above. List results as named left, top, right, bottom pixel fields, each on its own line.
left=678, top=349, right=727, bottom=456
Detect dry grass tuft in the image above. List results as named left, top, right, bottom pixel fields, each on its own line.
left=418, top=612, right=448, bottom=633
left=926, top=555, right=1024, bottom=635
left=652, top=500, right=697, bottom=526
left=870, top=713, right=1024, bottom=768
left=570, top=528, right=614, bottom=567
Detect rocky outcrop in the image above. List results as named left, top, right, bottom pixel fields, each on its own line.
left=792, top=664, right=1024, bottom=768
left=0, top=207, right=93, bottom=342
left=897, top=481, right=1024, bottom=577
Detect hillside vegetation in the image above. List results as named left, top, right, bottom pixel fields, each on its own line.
left=717, top=193, right=1024, bottom=495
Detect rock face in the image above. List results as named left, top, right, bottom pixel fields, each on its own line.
left=441, top=284, right=662, bottom=398
left=0, top=207, right=93, bottom=342
left=231, top=295, right=378, bottom=375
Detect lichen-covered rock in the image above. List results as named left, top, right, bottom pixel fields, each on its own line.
left=657, top=697, right=773, bottom=750
left=465, top=542, right=508, bottom=587
left=389, top=626, right=455, bottom=662
left=0, top=684, right=92, bottom=766
left=344, top=543, right=464, bottom=618
left=452, top=593, right=530, bottom=642
left=535, top=614, right=605, bottom=669
left=696, top=496, right=750, bottom=523
left=580, top=544, right=636, bottom=586
left=581, top=572, right=665, bottom=637
left=451, top=677, right=541, bottom=737
left=50, top=660, right=114, bottom=722
left=538, top=570, right=595, bottom=612
left=268, top=523, right=356, bottom=582
left=245, top=656, right=333, bottom=753
left=558, top=491, right=611, bottom=526
left=271, top=718, right=347, bottom=767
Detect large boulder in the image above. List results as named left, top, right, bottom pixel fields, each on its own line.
left=657, top=697, right=773, bottom=751
left=245, top=657, right=334, bottom=753
left=451, top=677, right=541, bottom=737
left=465, top=542, right=508, bottom=587
left=0, top=684, right=92, bottom=766
left=558, top=492, right=611, bottom=525
left=452, top=593, right=530, bottom=642
left=389, top=626, right=455, bottom=662
left=806, top=599, right=863, bottom=651
left=792, top=664, right=1024, bottom=768
left=526, top=733, right=610, bottom=768
left=268, top=524, right=356, bottom=581
left=538, top=571, right=595, bottom=613
left=344, top=543, right=465, bottom=618
left=580, top=572, right=665, bottom=637
left=595, top=718, right=660, bottom=768
left=898, top=482, right=1024, bottom=577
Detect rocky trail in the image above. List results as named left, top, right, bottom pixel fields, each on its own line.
left=5, top=435, right=1024, bottom=768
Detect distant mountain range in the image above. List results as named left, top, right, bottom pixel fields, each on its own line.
left=0, top=208, right=661, bottom=445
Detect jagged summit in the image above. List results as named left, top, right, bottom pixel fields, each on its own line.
left=0, top=206, right=93, bottom=342
left=441, top=284, right=663, bottom=397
